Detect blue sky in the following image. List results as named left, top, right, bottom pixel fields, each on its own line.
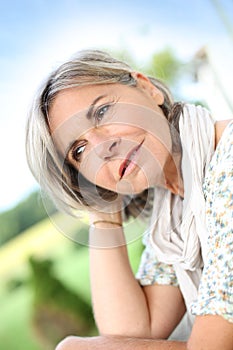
left=0, top=0, right=232, bottom=211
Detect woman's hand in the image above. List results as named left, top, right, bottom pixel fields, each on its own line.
left=88, top=194, right=123, bottom=228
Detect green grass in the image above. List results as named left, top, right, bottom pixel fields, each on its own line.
left=0, top=214, right=146, bottom=349
left=0, top=287, right=43, bottom=350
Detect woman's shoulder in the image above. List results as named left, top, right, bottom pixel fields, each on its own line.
left=214, top=119, right=233, bottom=149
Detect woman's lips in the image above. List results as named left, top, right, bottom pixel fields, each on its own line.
left=119, top=140, right=144, bottom=179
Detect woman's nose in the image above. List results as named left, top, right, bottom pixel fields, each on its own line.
left=90, top=131, right=121, bottom=160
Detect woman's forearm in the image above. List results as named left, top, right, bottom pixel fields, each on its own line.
left=56, top=335, right=187, bottom=350
left=89, top=224, right=151, bottom=337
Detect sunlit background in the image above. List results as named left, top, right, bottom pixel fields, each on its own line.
left=0, top=0, right=232, bottom=349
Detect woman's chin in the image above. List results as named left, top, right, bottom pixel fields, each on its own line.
left=115, top=178, right=149, bottom=196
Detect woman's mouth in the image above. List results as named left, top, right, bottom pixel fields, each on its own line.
left=119, top=140, right=144, bottom=179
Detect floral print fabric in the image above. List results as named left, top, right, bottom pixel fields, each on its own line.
left=191, top=121, right=233, bottom=322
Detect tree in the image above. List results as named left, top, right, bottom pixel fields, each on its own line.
left=145, top=47, right=183, bottom=86
left=0, top=190, right=57, bottom=245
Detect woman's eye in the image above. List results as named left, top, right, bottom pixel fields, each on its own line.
left=94, top=104, right=110, bottom=124
left=72, top=144, right=86, bottom=161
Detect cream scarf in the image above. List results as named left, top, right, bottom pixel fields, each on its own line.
left=150, top=104, right=215, bottom=316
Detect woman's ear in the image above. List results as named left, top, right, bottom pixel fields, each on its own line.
left=131, top=72, right=164, bottom=105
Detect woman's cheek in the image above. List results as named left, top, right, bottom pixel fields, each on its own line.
left=79, top=152, right=110, bottom=188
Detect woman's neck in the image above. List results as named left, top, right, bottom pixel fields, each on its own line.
left=163, top=152, right=184, bottom=198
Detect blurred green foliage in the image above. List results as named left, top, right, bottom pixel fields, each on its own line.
left=0, top=190, right=56, bottom=245
left=146, top=47, right=183, bottom=85
left=28, top=256, right=96, bottom=346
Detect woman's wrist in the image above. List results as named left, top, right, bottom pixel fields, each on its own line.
left=88, top=197, right=125, bottom=247
left=89, top=221, right=125, bottom=248
left=91, top=220, right=122, bottom=228
left=89, top=206, right=123, bottom=228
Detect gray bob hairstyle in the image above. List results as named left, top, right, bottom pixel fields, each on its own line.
left=26, top=49, right=182, bottom=219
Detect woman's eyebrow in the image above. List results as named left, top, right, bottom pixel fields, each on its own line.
left=86, top=94, right=107, bottom=119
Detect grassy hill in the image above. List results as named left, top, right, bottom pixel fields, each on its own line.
left=0, top=213, right=145, bottom=350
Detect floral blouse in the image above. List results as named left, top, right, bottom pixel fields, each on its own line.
left=136, top=120, right=233, bottom=323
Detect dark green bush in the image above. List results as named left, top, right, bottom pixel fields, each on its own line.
left=28, top=256, right=96, bottom=346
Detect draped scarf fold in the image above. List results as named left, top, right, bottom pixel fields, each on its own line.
left=150, top=104, right=215, bottom=312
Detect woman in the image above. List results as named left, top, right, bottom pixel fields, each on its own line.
left=26, top=50, right=233, bottom=349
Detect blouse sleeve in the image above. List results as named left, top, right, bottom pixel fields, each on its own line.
left=136, top=232, right=178, bottom=287
left=192, top=121, right=233, bottom=323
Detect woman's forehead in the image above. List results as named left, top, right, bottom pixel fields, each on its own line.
left=49, top=85, right=106, bottom=130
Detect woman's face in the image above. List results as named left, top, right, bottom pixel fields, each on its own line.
left=50, top=75, right=172, bottom=196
